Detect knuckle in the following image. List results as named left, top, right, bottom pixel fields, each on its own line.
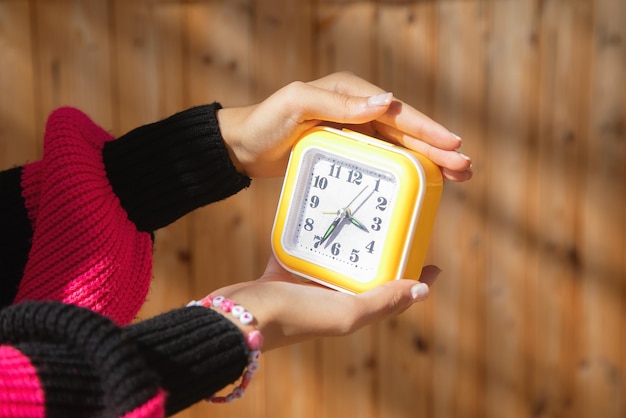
left=281, top=80, right=306, bottom=101
left=277, top=81, right=308, bottom=122
left=335, top=70, right=356, bottom=80
left=381, top=286, right=411, bottom=316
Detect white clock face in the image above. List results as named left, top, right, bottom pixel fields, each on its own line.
left=282, top=148, right=398, bottom=282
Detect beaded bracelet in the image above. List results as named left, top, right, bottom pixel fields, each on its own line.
left=187, top=294, right=264, bottom=403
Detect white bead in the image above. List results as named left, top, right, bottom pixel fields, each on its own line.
left=249, top=350, right=261, bottom=361
left=233, top=387, right=245, bottom=398
left=247, top=361, right=260, bottom=373
left=240, top=312, right=253, bottom=325
left=212, top=296, right=225, bottom=307
left=231, top=305, right=245, bottom=318
left=186, top=300, right=201, bottom=307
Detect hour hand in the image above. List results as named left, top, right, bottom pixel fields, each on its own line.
left=348, top=214, right=369, bottom=233
left=346, top=209, right=370, bottom=233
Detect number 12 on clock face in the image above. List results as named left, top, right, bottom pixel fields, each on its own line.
left=272, top=127, right=443, bottom=294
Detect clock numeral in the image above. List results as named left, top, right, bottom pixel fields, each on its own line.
left=313, top=175, right=328, bottom=190
left=313, top=235, right=322, bottom=248
left=376, top=196, right=388, bottom=211
left=374, top=178, right=381, bottom=192
left=331, top=242, right=341, bottom=256
left=347, top=169, right=363, bottom=185
left=310, top=195, right=320, bottom=208
left=329, top=163, right=342, bottom=179
left=350, top=249, right=360, bottom=263
left=365, top=240, right=375, bottom=254
left=371, top=217, right=382, bottom=231
left=304, top=218, right=315, bottom=231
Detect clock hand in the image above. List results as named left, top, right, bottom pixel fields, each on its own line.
left=344, top=185, right=369, bottom=211
left=344, top=186, right=377, bottom=233
left=318, top=186, right=371, bottom=246
left=318, top=215, right=343, bottom=246
left=345, top=208, right=369, bottom=233
left=351, top=188, right=376, bottom=216
left=321, top=185, right=370, bottom=217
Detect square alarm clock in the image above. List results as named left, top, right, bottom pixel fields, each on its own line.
left=271, top=126, right=443, bottom=294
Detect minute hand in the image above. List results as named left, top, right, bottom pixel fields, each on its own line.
left=318, top=214, right=343, bottom=246
left=345, top=186, right=377, bottom=233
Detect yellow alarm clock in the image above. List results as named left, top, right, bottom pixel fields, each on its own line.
left=271, top=126, right=443, bottom=294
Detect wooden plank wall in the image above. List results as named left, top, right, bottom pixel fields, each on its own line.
left=0, top=1, right=624, bottom=417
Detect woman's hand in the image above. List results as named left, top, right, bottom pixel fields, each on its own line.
left=217, top=71, right=472, bottom=181
left=209, top=255, right=441, bottom=351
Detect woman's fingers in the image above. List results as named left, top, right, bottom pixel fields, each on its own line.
left=275, top=81, right=393, bottom=127
left=310, top=72, right=462, bottom=149
left=306, top=73, right=473, bottom=182
left=307, top=71, right=387, bottom=97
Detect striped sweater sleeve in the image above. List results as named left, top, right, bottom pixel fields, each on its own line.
left=0, top=104, right=253, bottom=416
left=4, top=104, right=250, bottom=323
left=0, top=301, right=249, bottom=417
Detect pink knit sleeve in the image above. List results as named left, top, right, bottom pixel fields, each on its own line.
left=15, top=107, right=153, bottom=326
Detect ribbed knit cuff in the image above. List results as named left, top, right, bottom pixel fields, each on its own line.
left=103, top=103, right=251, bottom=232
left=0, top=166, right=33, bottom=307
left=0, top=301, right=161, bottom=418
left=125, top=306, right=249, bottom=416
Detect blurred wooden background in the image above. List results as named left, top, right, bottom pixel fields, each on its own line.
left=1, top=0, right=624, bottom=417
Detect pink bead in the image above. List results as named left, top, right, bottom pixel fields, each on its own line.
left=200, top=294, right=214, bottom=307
left=241, top=372, right=253, bottom=389
left=247, top=330, right=264, bottom=351
left=221, top=298, right=235, bottom=313
left=209, top=396, right=228, bottom=404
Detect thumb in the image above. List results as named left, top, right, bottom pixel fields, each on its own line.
left=352, top=265, right=442, bottom=328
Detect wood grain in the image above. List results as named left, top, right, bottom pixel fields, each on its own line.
left=0, top=1, right=623, bottom=417
left=0, top=0, right=38, bottom=167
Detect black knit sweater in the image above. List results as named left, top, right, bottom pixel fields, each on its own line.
left=0, top=103, right=252, bottom=417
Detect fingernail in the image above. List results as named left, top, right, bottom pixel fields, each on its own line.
left=457, top=151, right=472, bottom=162
left=451, top=132, right=462, bottom=142
left=411, top=283, right=429, bottom=301
left=367, top=92, right=393, bottom=106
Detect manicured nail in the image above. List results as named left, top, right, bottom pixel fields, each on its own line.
left=411, top=283, right=429, bottom=301
left=367, top=92, right=393, bottom=106
left=458, top=151, right=472, bottom=162
left=451, top=132, right=462, bottom=142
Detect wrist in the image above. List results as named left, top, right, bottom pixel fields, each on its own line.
left=194, top=295, right=264, bottom=347
left=207, top=286, right=286, bottom=351
left=207, top=299, right=260, bottom=348
left=216, top=107, right=249, bottom=176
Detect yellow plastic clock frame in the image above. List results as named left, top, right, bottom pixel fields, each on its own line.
left=271, top=126, right=443, bottom=294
